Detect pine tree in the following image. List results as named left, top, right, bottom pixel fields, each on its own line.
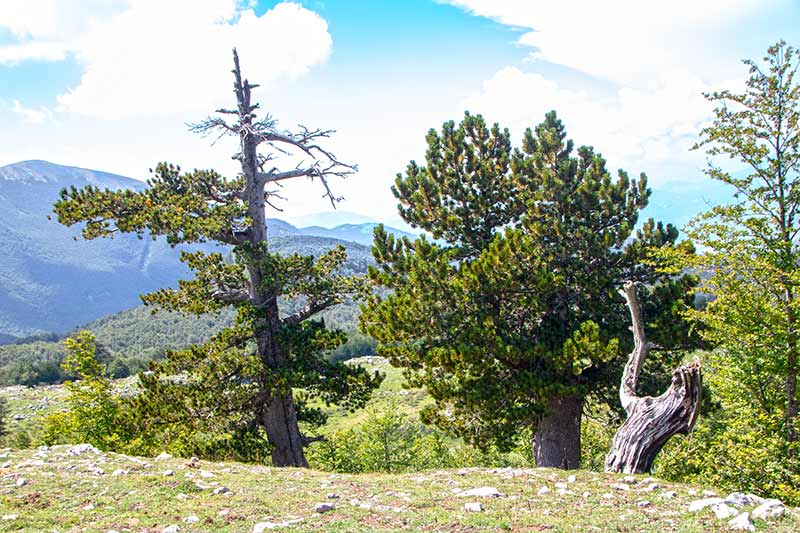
left=54, top=50, right=382, bottom=467
left=360, top=111, right=694, bottom=468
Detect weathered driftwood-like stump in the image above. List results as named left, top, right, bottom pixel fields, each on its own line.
left=605, top=281, right=702, bottom=474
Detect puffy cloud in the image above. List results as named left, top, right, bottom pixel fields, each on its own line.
left=441, top=0, right=772, bottom=84
left=11, top=100, right=54, bottom=124
left=1, top=1, right=332, bottom=119
left=462, top=66, right=715, bottom=183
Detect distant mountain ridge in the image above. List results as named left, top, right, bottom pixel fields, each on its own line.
left=0, top=160, right=397, bottom=337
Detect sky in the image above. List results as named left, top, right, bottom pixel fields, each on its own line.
left=1, top=0, right=799, bottom=229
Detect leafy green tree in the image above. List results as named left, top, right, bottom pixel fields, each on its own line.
left=54, top=50, right=381, bottom=466
left=41, top=331, right=127, bottom=449
left=657, top=41, right=800, bottom=455
left=361, top=111, right=694, bottom=468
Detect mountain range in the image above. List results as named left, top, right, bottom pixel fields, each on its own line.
left=0, top=160, right=413, bottom=338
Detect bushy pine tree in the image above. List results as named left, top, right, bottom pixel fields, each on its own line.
left=361, top=111, right=695, bottom=468
left=54, top=50, right=381, bottom=466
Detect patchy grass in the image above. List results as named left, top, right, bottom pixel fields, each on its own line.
left=0, top=445, right=797, bottom=532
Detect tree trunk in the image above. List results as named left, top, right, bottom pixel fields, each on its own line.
left=605, top=281, right=702, bottom=474
left=533, top=394, right=583, bottom=469
left=262, top=393, right=308, bottom=467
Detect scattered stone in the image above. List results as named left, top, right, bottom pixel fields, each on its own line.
left=642, top=483, right=659, bottom=493
left=582, top=491, right=590, bottom=498
left=611, top=483, right=630, bottom=491
left=326, top=493, right=340, bottom=499
left=711, top=503, right=739, bottom=519
left=2, top=515, right=18, bottom=521
left=567, top=474, right=577, bottom=483
left=82, top=504, right=95, bottom=511
left=69, top=444, right=99, bottom=456
left=623, top=476, right=637, bottom=484
left=162, top=526, right=180, bottom=533
left=15, top=477, right=26, bottom=487
left=554, top=482, right=568, bottom=490
left=751, top=499, right=784, bottom=520
left=187, top=457, right=200, bottom=468
left=601, top=493, right=614, bottom=500
left=464, top=502, right=483, bottom=512
left=660, top=491, right=677, bottom=499
left=457, top=486, right=504, bottom=498
left=537, top=486, right=550, bottom=496
left=155, top=452, right=173, bottom=461
left=183, top=515, right=199, bottom=523
left=745, top=494, right=766, bottom=506
left=213, top=486, right=231, bottom=495
left=176, top=493, right=189, bottom=500
left=200, top=470, right=215, bottom=478
left=687, top=497, right=723, bottom=512
left=637, top=501, right=651, bottom=507
left=728, top=512, right=755, bottom=531
left=112, top=469, right=127, bottom=476
left=163, top=470, right=174, bottom=477
left=724, top=492, right=757, bottom=507
left=687, top=488, right=698, bottom=495
left=253, top=523, right=279, bottom=532
left=315, top=502, right=335, bottom=513
left=702, top=490, right=718, bottom=497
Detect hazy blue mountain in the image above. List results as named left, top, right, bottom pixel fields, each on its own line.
left=641, top=180, right=735, bottom=232
left=299, top=222, right=417, bottom=247
left=0, top=161, right=372, bottom=337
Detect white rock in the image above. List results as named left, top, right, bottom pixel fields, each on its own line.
left=457, top=486, right=504, bottom=498
left=601, top=493, right=614, bottom=500
left=642, top=483, right=659, bottom=493
left=156, top=452, right=173, bottom=461
left=554, top=482, right=568, bottom=490
left=326, top=493, right=340, bottom=499
left=751, top=499, right=784, bottom=520
left=82, top=504, right=95, bottom=511
left=253, top=523, right=279, bottom=532
left=15, top=477, right=26, bottom=487
left=567, top=474, right=577, bottom=483
left=537, top=486, right=550, bottom=496
left=582, top=491, right=590, bottom=498
left=183, top=515, right=199, bottom=523
left=728, top=512, right=755, bottom=531
left=724, top=492, right=755, bottom=507
left=213, top=486, right=230, bottom=495
left=163, top=470, right=174, bottom=477
left=199, top=470, right=215, bottom=478
left=623, top=476, right=637, bottom=484
left=162, top=526, right=180, bottom=533
left=687, top=488, right=698, bottom=495
left=464, top=502, right=483, bottom=512
left=687, top=497, right=723, bottom=512
left=112, top=469, right=127, bottom=476
left=217, top=509, right=229, bottom=517
left=315, top=502, right=335, bottom=513
left=637, top=501, right=651, bottom=507
left=68, top=444, right=99, bottom=456
left=611, top=483, right=630, bottom=491
left=176, top=493, right=189, bottom=500
left=702, top=490, right=717, bottom=497
left=745, top=493, right=766, bottom=506
left=2, top=514, right=18, bottom=521
left=661, top=490, right=677, bottom=499
left=711, top=503, right=739, bottom=519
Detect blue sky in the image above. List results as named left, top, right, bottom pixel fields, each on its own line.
left=0, top=0, right=798, bottom=228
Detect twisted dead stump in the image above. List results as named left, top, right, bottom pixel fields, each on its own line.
left=605, top=281, right=702, bottom=474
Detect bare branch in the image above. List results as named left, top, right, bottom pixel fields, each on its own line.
left=618, top=281, right=651, bottom=415
left=282, top=298, right=338, bottom=325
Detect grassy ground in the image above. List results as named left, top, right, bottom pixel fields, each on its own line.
left=1, top=444, right=796, bottom=532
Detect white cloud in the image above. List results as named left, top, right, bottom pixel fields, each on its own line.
left=462, top=66, right=716, bottom=184
left=1, top=1, right=332, bottom=119
left=11, top=100, right=53, bottom=124
left=441, top=0, right=772, bottom=84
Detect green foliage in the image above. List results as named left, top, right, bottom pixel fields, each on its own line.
left=0, top=395, right=8, bottom=438
left=362, top=110, right=695, bottom=453
left=40, top=332, right=130, bottom=450
left=307, top=401, right=527, bottom=473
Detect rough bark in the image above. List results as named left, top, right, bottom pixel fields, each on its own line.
left=605, top=281, right=702, bottom=474
left=533, top=394, right=583, bottom=469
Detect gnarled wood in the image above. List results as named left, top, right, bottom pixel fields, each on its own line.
left=605, top=281, right=702, bottom=474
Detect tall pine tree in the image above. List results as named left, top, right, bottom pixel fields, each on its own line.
left=55, top=50, right=381, bottom=467
left=361, top=111, right=694, bottom=468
